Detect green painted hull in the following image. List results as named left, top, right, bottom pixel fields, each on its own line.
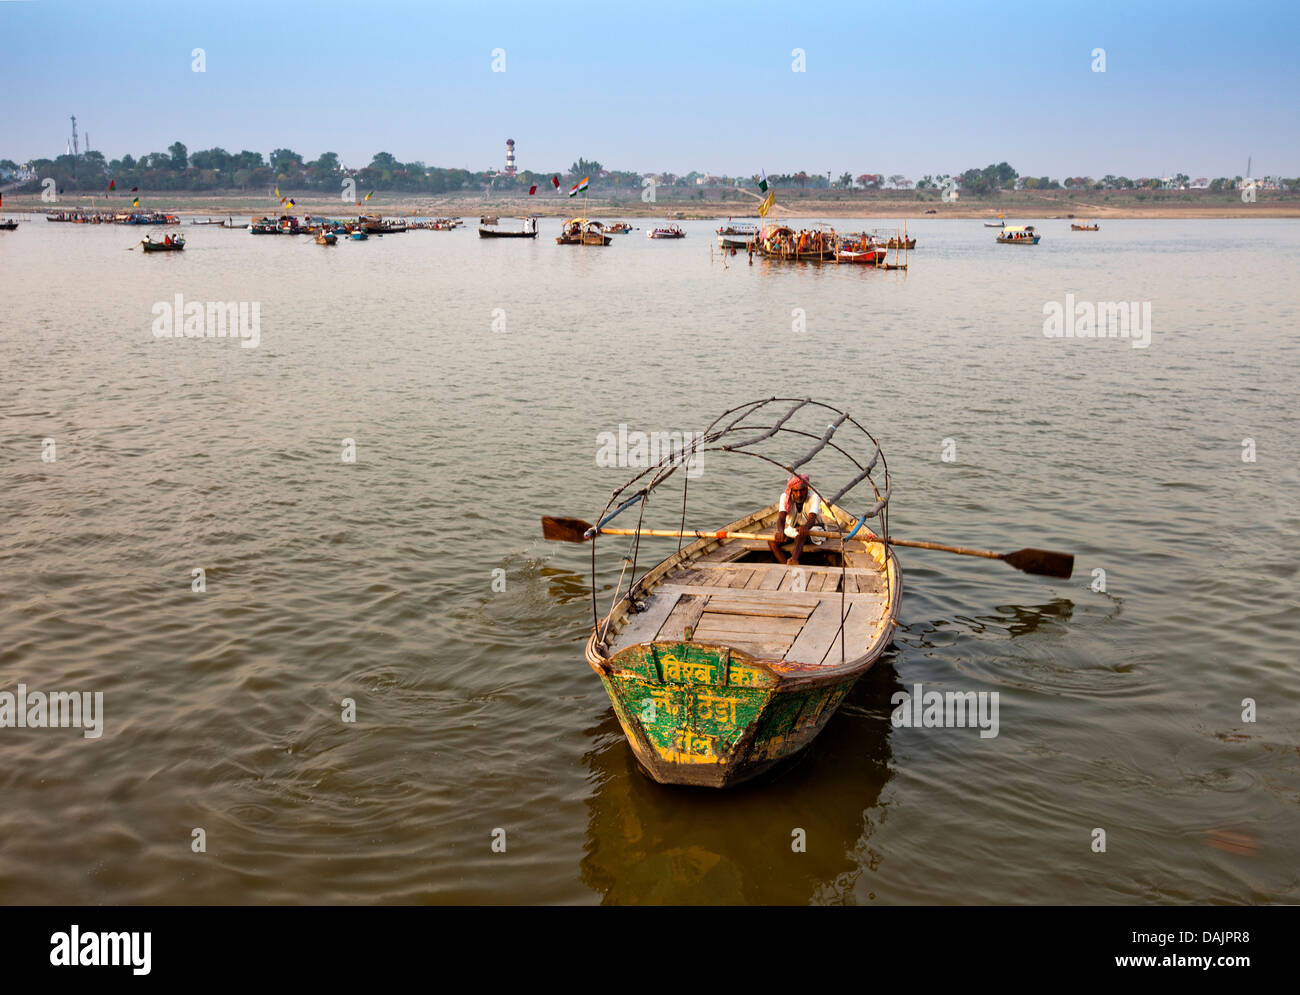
left=598, top=641, right=860, bottom=788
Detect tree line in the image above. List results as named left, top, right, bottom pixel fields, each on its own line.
left=3, top=147, right=1295, bottom=196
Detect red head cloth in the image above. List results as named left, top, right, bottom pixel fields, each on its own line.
left=785, top=474, right=811, bottom=502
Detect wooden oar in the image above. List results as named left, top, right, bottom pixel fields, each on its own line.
left=540, top=516, right=1073, bottom=579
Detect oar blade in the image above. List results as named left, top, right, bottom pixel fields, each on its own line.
left=541, top=516, right=594, bottom=543
left=1003, top=548, right=1074, bottom=579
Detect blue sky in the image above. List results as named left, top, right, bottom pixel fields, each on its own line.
left=1, top=0, right=1296, bottom=179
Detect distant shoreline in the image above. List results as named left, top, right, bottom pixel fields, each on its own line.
left=6, top=190, right=1298, bottom=220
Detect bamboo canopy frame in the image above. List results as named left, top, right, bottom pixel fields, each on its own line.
left=586, top=397, right=892, bottom=666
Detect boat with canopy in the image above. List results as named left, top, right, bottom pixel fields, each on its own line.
left=542, top=396, right=1074, bottom=787
left=544, top=398, right=900, bottom=787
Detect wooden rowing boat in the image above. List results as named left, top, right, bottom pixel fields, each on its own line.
left=1071, top=222, right=1099, bottom=231
left=545, top=398, right=1077, bottom=788
left=0, top=220, right=18, bottom=231
left=478, top=217, right=538, bottom=238
left=140, top=236, right=184, bottom=252
left=562, top=398, right=899, bottom=788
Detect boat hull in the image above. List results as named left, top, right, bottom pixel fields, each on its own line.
left=591, top=641, right=871, bottom=787
left=996, top=236, right=1040, bottom=244
left=585, top=505, right=900, bottom=788
left=836, top=249, right=886, bottom=265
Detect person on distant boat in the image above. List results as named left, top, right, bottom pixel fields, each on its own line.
left=769, top=474, right=824, bottom=566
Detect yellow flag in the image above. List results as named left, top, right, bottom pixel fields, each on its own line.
left=758, top=191, right=776, bottom=217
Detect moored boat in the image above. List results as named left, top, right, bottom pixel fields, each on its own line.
left=997, top=225, right=1040, bottom=244
left=716, top=221, right=758, bottom=248
left=556, top=217, right=612, bottom=246
left=543, top=398, right=899, bottom=788
left=478, top=217, right=538, bottom=238
left=835, top=233, right=887, bottom=265
left=756, top=223, right=838, bottom=261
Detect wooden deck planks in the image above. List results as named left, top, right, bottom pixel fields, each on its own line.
left=655, top=583, right=883, bottom=606
left=784, top=599, right=852, bottom=665
left=820, top=600, right=888, bottom=665
left=694, top=612, right=806, bottom=638
left=608, top=590, right=682, bottom=651
left=656, top=593, right=709, bottom=642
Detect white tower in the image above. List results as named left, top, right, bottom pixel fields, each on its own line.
left=504, top=138, right=517, bottom=175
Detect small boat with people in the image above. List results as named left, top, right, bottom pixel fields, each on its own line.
left=984, top=217, right=1005, bottom=228
left=604, top=222, right=632, bottom=234
left=835, top=232, right=887, bottom=265
left=997, top=225, right=1040, bottom=244
left=315, top=229, right=337, bottom=245
left=1071, top=221, right=1100, bottom=231
left=141, top=234, right=185, bottom=252
left=556, top=217, right=612, bottom=246
left=478, top=217, right=539, bottom=238
left=647, top=224, right=686, bottom=239
left=541, top=396, right=1072, bottom=788
left=716, top=221, right=758, bottom=249
left=0, top=220, right=18, bottom=231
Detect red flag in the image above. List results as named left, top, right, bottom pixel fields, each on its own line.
left=108, top=179, right=115, bottom=190
left=528, top=184, right=538, bottom=195
left=551, top=175, right=560, bottom=192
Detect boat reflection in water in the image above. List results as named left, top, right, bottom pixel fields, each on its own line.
left=579, top=656, right=903, bottom=905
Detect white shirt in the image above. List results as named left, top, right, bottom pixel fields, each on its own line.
left=779, top=490, right=824, bottom=537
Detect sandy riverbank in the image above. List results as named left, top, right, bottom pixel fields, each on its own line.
left=5, top=189, right=1298, bottom=220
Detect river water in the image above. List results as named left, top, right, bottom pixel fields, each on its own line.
left=1, top=216, right=1296, bottom=904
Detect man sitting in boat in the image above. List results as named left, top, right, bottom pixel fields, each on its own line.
left=768, top=474, right=825, bottom=565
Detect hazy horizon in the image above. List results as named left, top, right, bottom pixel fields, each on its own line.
left=1, top=0, right=1296, bottom=180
